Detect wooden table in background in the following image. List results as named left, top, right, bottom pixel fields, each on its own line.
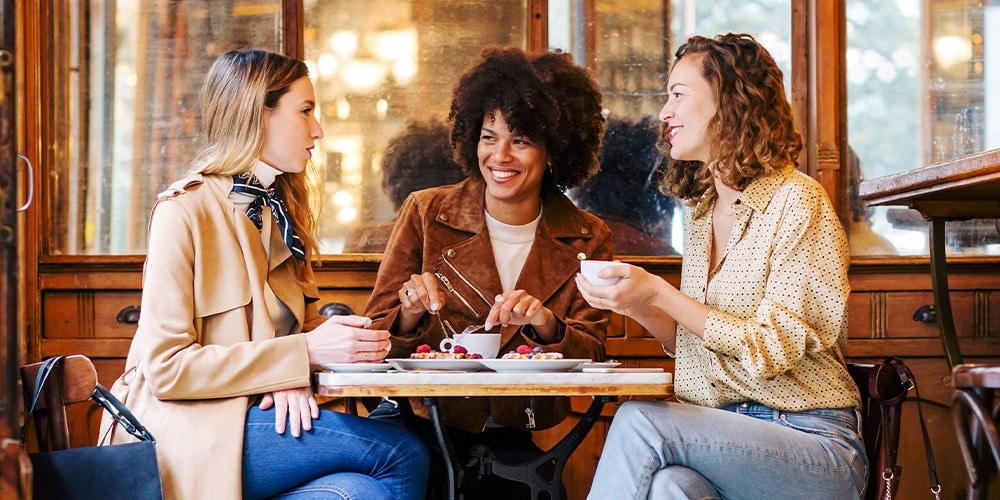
left=860, top=148, right=1000, bottom=370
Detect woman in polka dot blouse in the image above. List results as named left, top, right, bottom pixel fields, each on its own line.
left=578, top=33, right=866, bottom=500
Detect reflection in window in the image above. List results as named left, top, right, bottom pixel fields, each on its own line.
left=303, top=0, right=526, bottom=253
left=49, top=0, right=282, bottom=255
left=670, top=0, right=792, bottom=95
left=847, top=1, right=1000, bottom=256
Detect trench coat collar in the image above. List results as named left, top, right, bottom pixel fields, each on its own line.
left=160, top=173, right=312, bottom=331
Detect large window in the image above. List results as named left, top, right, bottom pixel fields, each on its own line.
left=53, top=1, right=997, bottom=260
left=846, top=1, right=1000, bottom=256
left=46, top=0, right=283, bottom=255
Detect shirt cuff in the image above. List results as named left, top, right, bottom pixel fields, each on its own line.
left=701, top=308, right=745, bottom=358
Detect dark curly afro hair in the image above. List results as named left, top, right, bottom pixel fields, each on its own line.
left=575, top=117, right=675, bottom=233
left=448, top=46, right=605, bottom=190
left=380, top=120, right=466, bottom=209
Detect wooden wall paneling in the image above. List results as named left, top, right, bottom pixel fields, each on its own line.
left=803, top=0, right=846, bottom=216
left=527, top=0, right=547, bottom=54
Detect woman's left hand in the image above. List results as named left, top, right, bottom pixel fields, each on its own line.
left=485, top=290, right=555, bottom=335
left=260, top=387, right=319, bottom=438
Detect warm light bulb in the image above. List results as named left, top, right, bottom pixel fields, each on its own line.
left=932, top=35, right=972, bottom=71
left=392, top=58, right=418, bottom=85
left=341, top=59, right=387, bottom=93
left=329, top=31, right=358, bottom=59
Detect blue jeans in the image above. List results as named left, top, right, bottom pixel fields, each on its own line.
left=242, top=406, right=429, bottom=500
left=587, top=401, right=867, bottom=500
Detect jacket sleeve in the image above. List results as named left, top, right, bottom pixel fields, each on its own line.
left=521, top=227, right=612, bottom=361
left=135, top=199, right=311, bottom=400
left=364, top=195, right=429, bottom=353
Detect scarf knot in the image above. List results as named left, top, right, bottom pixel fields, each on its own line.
left=232, top=172, right=305, bottom=261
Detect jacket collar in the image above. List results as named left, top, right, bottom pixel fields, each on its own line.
left=435, top=176, right=596, bottom=241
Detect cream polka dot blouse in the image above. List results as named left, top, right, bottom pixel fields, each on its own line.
left=674, top=166, right=861, bottom=411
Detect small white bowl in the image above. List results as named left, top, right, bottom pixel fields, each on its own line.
left=580, top=260, right=625, bottom=286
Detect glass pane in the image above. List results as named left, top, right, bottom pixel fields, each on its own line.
left=48, top=0, right=282, bottom=255
left=670, top=0, right=793, bottom=96
left=847, top=1, right=1000, bottom=256
left=303, top=0, right=527, bottom=254
left=549, top=0, right=681, bottom=255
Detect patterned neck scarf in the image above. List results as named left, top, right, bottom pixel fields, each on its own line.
left=231, top=172, right=305, bottom=260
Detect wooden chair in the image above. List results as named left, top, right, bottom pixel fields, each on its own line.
left=20, top=354, right=99, bottom=452
left=848, top=362, right=909, bottom=500
left=951, top=364, right=1000, bottom=499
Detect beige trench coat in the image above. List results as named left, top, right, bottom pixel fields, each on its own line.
left=99, top=174, right=324, bottom=500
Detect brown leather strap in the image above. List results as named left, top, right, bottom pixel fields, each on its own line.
left=876, top=357, right=941, bottom=498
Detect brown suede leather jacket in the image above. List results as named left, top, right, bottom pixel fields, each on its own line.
left=365, top=177, right=613, bottom=432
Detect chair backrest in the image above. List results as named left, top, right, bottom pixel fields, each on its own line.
left=847, top=362, right=906, bottom=500
left=21, top=354, right=99, bottom=452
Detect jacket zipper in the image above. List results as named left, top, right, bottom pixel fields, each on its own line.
left=434, top=270, right=481, bottom=318
left=440, top=253, right=494, bottom=307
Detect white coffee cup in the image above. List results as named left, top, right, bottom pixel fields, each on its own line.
left=580, top=259, right=625, bottom=286
left=439, top=333, right=502, bottom=358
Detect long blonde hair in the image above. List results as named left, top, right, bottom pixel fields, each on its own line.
left=189, top=49, right=321, bottom=273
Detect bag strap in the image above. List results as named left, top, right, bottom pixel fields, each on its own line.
left=92, top=384, right=156, bottom=443
left=19, top=355, right=156, bottom=446
left=19, top=355, right=67, bottom=443
left=876, top=357, right=941, bottom=500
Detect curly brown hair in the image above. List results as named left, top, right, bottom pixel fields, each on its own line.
left=657, top=33, right=803, bottom=202
left=448, top=46, right=605, bottom=189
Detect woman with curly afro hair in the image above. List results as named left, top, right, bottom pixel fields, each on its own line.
left=578, top=34, right=865, bottom=499
left=365, top=46, right=612, bottom=499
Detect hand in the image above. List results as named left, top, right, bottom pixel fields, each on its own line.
left=399, top=272, right=446, bottom=316
left=305, top=315, right=391, bottom=365
left=485, top=290, right=554, bottom=333
left=259, top=387, right=319, bottom=437
left=574, top=264, right=662, bottom=317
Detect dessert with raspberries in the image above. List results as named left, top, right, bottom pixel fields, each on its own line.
left=500, top=345, right=564, bottom=360
left=409, top=343, right=484, bottom=360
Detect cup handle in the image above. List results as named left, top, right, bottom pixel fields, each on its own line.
left=439, top=338, right=455, bottom=352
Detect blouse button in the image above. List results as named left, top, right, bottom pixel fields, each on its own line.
left=439, top=214, right=449, bottom=222
left=446, top=249, right=456, bottom=258
left=580, top=227, right=590, bottom=235
left=576, top=252, right=586, bottom=261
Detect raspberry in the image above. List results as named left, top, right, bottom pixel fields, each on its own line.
left=416, top=344, right=432, bottom=353
left=516, top=344, right=532, bottom=354
left=453, top=345, right=468, bottom=354
left=471, top=353, right=483, bottom=359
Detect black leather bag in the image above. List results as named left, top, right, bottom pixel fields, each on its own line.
left=21, top=356, right=163, bottom=500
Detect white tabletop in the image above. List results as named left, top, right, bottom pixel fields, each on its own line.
left=316, top=369, right=673, bottom=398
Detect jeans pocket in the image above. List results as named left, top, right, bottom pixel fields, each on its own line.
left=777, top=409, right=859, bottom=444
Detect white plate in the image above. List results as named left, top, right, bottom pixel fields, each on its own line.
left=323, top=363, right=393, bottom=373
left=386, top=358, right=485, bottom=372
left=572, top=361, right=622, bottom=371
left=478, top=358, right=590, bottom=372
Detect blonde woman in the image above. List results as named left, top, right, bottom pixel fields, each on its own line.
left=100, top=49, right=428, bottom=500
